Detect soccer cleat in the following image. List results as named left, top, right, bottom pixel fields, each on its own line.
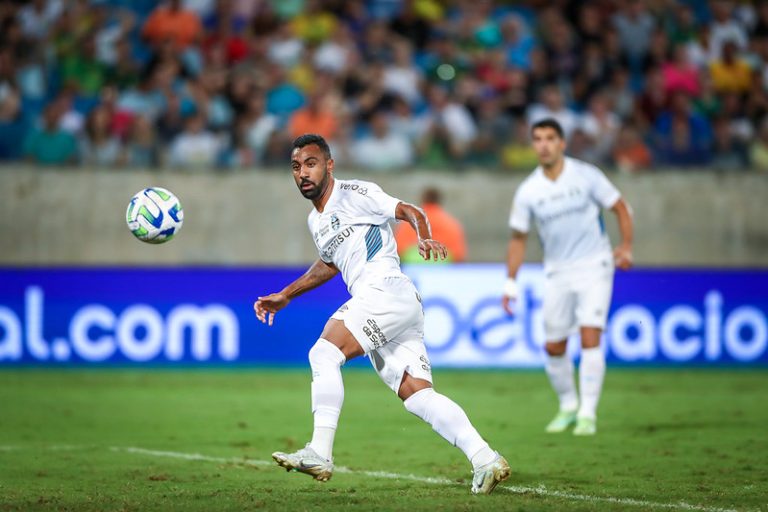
left=573, top=417, right=597, bottom=436
left=545, top=410, right=577, bottom=433
left=471, top=453, right=511, bottom=495
left=272, top=444, right=334, bottom=482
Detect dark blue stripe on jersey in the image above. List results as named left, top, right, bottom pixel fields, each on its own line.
left=598, top=212, right=606, bottom=234
left=365, top=225, right=383, bottom=261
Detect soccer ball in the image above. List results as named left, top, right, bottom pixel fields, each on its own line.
left=126, top=187, right=184, bottom=244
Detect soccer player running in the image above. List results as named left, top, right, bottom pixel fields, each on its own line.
left=503, top=119, right=634, bottom=436
left=254, top=134, right=510, bottom=494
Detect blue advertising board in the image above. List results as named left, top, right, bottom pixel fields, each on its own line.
left=0, top=266, right=765, bottom=366
left=406, top=265, right=768, bottom=366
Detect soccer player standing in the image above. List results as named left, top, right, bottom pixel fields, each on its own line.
left=503, top=119, right=634, bottom=436
left=255, top=134, right=510, bottom=494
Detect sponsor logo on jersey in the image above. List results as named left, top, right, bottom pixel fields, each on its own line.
left=362, top=318, right=387, bottom=349
left=537, top=201, right=591, bottom=225
left=321, top=227, right=355, bottom=261
left=330, top=214, right=340, bottom=231
left=549, top=188, right=581, bottom=202
left=339, top=183, right=368, bottom=196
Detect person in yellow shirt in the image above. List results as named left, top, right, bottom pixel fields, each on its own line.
left=290, top=0, right=338, bottom=45
left=395, top=187, right=467, bottom=263
left=709, top=40, right=752, bottom=94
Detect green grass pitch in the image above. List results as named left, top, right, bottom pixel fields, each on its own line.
left=0, top=369, right=766, bottom=511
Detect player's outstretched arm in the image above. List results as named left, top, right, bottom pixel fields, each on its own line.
left=254, top=259, right=339, bottom=326
left=395, top=202, right=448, bottom=261
left=610, top=198, right=634, bottom=270
left=503, top=230, right=528, bottom=315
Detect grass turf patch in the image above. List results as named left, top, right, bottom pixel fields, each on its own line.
left=0, top=369, right=765, bottom=511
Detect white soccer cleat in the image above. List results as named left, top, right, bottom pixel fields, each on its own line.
left=272, top=444, right=334, bottom=482
left=471, top=453, right=511, bottom=495
left=573, top=416, right=597, bottom=436
left=545, top=410, right=577, bottom=433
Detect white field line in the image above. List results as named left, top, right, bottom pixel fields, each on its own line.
left=111, top=446, right=741, bottom=512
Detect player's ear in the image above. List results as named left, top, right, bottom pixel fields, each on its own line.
left=327, top=158, right=335, bottom=175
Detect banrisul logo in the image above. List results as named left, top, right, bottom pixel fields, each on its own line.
left=0, top=287, right=239, bottom=363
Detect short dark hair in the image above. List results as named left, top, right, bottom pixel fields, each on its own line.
left=293, top=134, right=332, bottom=159
left=421, top=187, right=442, bottom=205
left=531, top=118, right=565, bottom=139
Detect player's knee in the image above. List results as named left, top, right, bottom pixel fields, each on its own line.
left=308, top=339, right=346, bottom=370
left=397, top=373, right=432, bottom=401
left=580, top=328, right=602, bottom=348
left=544, top=341, right=567, bottom=356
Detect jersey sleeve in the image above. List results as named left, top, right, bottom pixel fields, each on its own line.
left=354, top=181, right=401, bottom=223
left=508, top=187, right=531, bottom=233
left=584, top=163, right=621, bottom=209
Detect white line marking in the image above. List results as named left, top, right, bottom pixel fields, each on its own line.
left=0, top=446, right=18, bottom=451
left=110, top=446, right=272, bottom=467
left=500, top=485, right=741, bottom=512
left=111, top=446, right=741, bottom=512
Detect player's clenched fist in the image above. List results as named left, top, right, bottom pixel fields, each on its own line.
left=613, top=244, right=633, bottom=270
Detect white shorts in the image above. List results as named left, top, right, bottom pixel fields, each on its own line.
left=543, top=256, right=615, bottom=341
left=331, top=275, right=433, bottom=393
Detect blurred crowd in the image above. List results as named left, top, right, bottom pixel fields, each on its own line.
left=1, top=0, right=768, bottom=172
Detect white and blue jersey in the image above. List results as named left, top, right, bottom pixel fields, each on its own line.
left=509, top=157, right=621, bottom=272
left=308, top=179, right=404, bottom=296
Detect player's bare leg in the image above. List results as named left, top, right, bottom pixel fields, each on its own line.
left=574, top=327, right=604, bottom=436
left=544, top=339, right=579, bottom=432
left=272, top=319, right=363, bottom=481
left=399, top=373, right=510, bottom=494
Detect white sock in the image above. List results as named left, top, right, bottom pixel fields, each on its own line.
left=403, top=388, right=496, bottom=468
left=308, top=339, right=346, bottom=461
left=545, top=354, right=578, bottom=412
left=578, top=346, right=606, bottom=420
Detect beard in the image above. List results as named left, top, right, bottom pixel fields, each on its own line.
left=298, top=168, right=329, bottom=200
